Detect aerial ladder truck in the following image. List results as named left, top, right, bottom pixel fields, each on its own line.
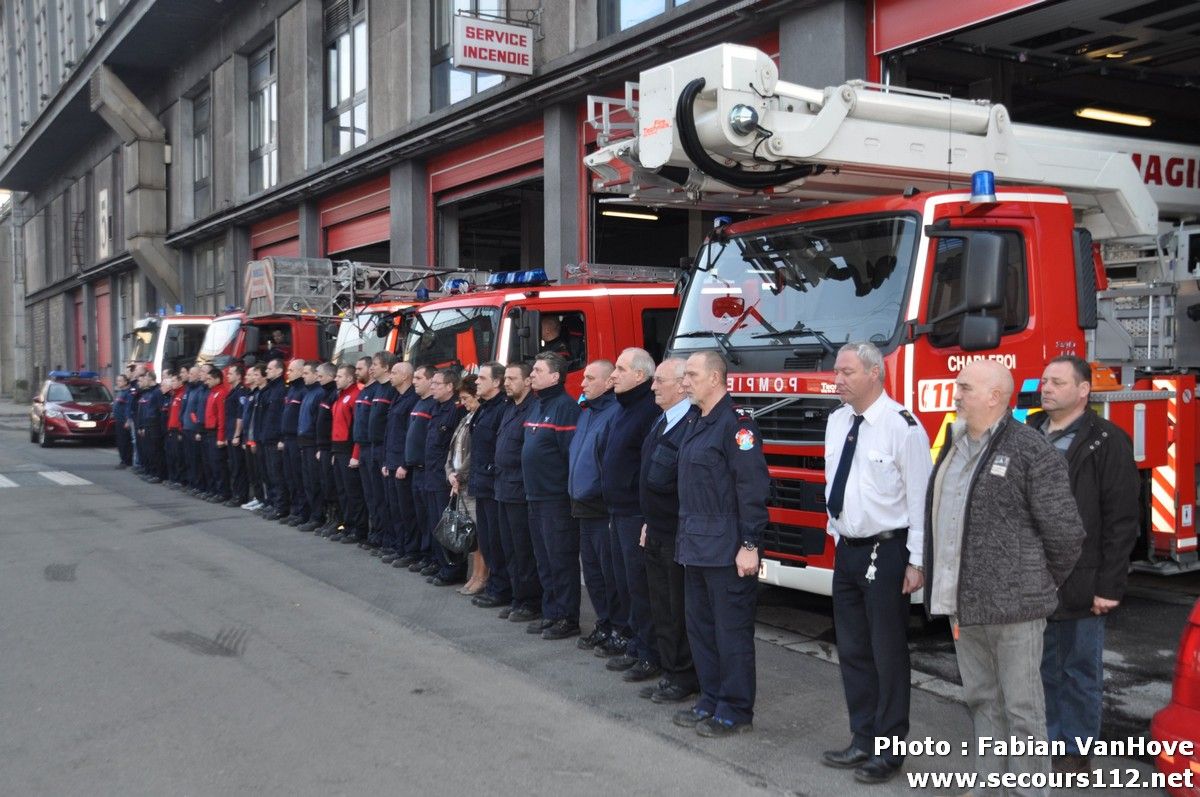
left=585, top=43, right=1200, bottom=594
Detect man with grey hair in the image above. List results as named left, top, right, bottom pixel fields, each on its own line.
left=821, top=342, right=931, bottom=785
left=601, top=347, right=665, bottom=683
left=926, top=360, right=1084, bottom=797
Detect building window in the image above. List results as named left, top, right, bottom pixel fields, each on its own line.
left=431, top=0, right=504, bottom=110
left=34, top=4, right=51, bottom=106
left=193, top=92, right=211, bottom=215
left=57, top=0, right=76, bottom=79
left=323, top=0, right=368, bottom=158
left=192, top=239, right=227, bottom=315
left=598, top=0, right=689, bottom=36
left=249, top=42, right=278, bottom=194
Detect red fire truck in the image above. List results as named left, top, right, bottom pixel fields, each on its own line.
left=397, top=264, right=680, bottom=395
left=586, top=43, right=1200, bottom=594
left=126, top=313, right=212, bottom=377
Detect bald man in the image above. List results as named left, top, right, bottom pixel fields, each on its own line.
left=924, top=361, right=1084, bottom=797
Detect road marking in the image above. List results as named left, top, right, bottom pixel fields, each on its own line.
left=0, top=475, right=16, bottom=488
left=38, top=471, right=92, bottom=487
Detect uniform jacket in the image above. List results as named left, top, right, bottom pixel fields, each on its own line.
left=424, top=398, right=466, bottom=491
left=314, top=382, right=336, bottom=448
left=640, top=403, right=698, bottom=537
left=332, top=383, right=361, bottom=457
left=136, top=386, right=164, bottom=434
left=384, top=386, right=419, bottom=471
left=167, top=388, right=185, bottom=431
left=601, top=380, right=660, bottom=517
left=568, top=389, right=618, bottom=515
left=280, top=378, right=306, bottom=437
left=204, top=383, right=228, bottom=439
left=676, top=393, right=770, bottom=567
left=405, top=396, right=435, bottom=470
left=923, top=414, right=1085, bottom=627
left=1028, top=409, right=1140, bottom=620
left=259, top=377, right=285, bottom=443
left=494, top=395, right=533, bottom=504
left=243, top=387, right=260, bottom=444
left=224, top=385, right=247, bottom=442
left=113, top=387, right=132, bottom=424
left=521, top=383, right=580, bottom=501
left=467, top=393, right=507, bottom=499
left=296, top=381, right=324, bottom=442
left=183, top=382, right=208, bottom=431
left=367, top=382, right=397, bottom=444
left=353, top=382, right=377, bottom=445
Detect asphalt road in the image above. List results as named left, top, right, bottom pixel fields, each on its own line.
left=0, top=413, right=1169, bottom=796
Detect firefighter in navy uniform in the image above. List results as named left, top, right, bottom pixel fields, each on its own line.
left=672, top=350, right=769, bottom=737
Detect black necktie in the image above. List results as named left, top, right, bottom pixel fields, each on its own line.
left=827, top=414, right=864, bottom=519
left=653, top=415, right=668, bottom=438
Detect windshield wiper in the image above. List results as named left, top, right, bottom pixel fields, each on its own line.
left=749, top=323, right=836, bottom=356
left=674, top=330, right=742, bottom=365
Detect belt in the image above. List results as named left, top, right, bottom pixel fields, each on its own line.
left=840, top=528, right=907, bottom=547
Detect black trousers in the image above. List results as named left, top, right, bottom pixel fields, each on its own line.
left=227, top=441, right=248, bottom=503
left=333, top=450, right=367, bottom=535
left=318, top=448, right=337, bottom=521
left=140, top=430, right=164, bottom=479
left=498, top=500, right=541, bottom=611
left=165, top=431, right=183, bottom=483
left=644, top=530, right=698, bottom=691
left=300, top=444, right=324, bottom=523
left=384, top=468, right=418, bottom=553
left=282, top=437, right=307, bottom=519
left=685, top=564, right=757, bottom=725
left=832, top=534, right=912, bottom=764
left=262, top=440, right=284, bottom=512
left=204, top=431, right=229, bottom=498
left=117, top=422, right=133, bottom=465
left=245, top=445, right=265, bottom=503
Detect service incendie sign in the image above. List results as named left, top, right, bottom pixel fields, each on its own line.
left=453, top=14, right=533, bottom=76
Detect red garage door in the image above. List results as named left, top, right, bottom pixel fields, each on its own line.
left=94, top=279, right=113, bottom=377
left=250, top=210, right=301, bottom=259
left=320, top=175, right=390, bottom=255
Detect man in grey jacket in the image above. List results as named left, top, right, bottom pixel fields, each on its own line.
left=925, top=360, right=1084, bottom=797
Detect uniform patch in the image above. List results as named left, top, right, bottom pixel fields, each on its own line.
left=898, top=409, right=918, bottom=427
left=990, top=454, right=1010, bottom=477
left=735, top=428, right=755, bottom=450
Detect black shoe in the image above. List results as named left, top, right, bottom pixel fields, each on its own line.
left=329, top=531, right=348, bottom=542
left=298, top=520, right=321, bottom=532
left=262, top=511, right=283, bottom=522
left=594, top=635, right=628, bottom=658
left=396, top=554, right=418, bottom=567
left=148, top=477, right=163, bottom=484
left=576, top=627, right=609, bottom=650
left=651, top=683, right=699, bottom=704
left=853, top=758, right=901, bottom=784
left=696, top=717, right=753, bottom=738
left=420, top=563, right=440, bottom=576
left=431, top=576, right=462, bottom=587
left=340, top=533, right=362, bottom=544
left=822, top=745, right=872, bottom=769
left=408, top=559, right=428, bottom=572
left=606, top=654, right=638, bottom=672
left=319, top=526, right=338, bottom=538
left=672, top=707, right=712, bottom=727
left=223, top=498, right=242, bottom=508
left=381, top=553, right=399, bottom=564
left=497, top=607, right=512, bottom=620
left=286, top=515, right=305, bottom=526
left=508, top=607, right=541, bottom=623
left=622, top=660, right=662, bottom=683
left=638, top=679, right=669, bottom=700
left=472, top=593, right=504, bottom=609
left=541, top=620, right=580, bottom=640
left=393, top=558, right=413, bottom=569
left=526, top=618, right=554, bottom=634
left=370, top=548, right=383, bottom=557
left=205, top=494, right=225, bottom=504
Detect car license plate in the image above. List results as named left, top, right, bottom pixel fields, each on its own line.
left=75, top=420, right=97, bottom=428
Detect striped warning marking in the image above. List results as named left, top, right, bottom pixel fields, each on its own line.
left=0, top=475, right=17, bottom=488
left=38, top=471, right=92, bottom=487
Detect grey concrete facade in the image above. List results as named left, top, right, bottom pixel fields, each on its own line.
left=0, top=0, right=871, bottom=393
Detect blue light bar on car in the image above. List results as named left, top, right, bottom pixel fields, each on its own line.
left=49, top=370, right=100, bottom=380
left=445, top=278, right=473, bottom=295
left=485, top=268, right=550, bottom=288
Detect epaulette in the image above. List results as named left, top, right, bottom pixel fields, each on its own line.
left=898, top=409, right=918, bottom=427
left=733, top=405, right=754, bottom=419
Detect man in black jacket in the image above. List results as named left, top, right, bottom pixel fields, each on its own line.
left=1031, top=355, right=1139, bottom=773
left=259, top=358, right=287, bottom=520
left=467, top=362, right=512, bottom=609
left=602, top=347, right=663, bottom=682
left=521, top=352, right=582, bottom=640
left=496, top=363, right=542, bottom=621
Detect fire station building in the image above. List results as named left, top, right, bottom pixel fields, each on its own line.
left=0, top=0, right=1196, bottom=394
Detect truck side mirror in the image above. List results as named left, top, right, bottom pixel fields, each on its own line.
left=963, top=233, right=1007, bottom=312
left=959, top=315, right=1002, bottom=351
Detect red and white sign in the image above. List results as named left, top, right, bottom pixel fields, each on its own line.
left=918, top=379, right=957, bottom=413
left=453, top=14, right=533, bottom=76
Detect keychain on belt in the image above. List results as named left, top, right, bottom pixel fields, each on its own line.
left=865, top=541, right=879, bottom=582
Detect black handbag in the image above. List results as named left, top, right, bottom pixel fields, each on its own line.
left=433, top=494, right=476, bottom=556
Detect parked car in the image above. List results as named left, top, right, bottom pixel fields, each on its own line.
left=29, top=371, right=116, bottom=447
left=1151, top=596, right=1200, bottom=795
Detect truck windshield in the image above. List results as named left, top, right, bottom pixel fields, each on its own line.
left=198, top=318, right=242, bottom=361
left=673, top=214, right=918, bottom=358
left=129, top=326, right=158, bottom=362
left=404, top=306, right=499, bottom=370
left=332, top=310, right=390, bottom=365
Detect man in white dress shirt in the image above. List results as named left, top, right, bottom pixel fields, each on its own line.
left=820, top=342, right=931, bottom=785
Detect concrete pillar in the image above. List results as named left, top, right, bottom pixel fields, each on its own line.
left=298, top=201, right=321, bottom=258
left=439, top=204, right=459, bottom=269
left=227, top=226, right=250, bottom=307
left=389, top=160, right=429, bottom=266
left=779, top=0, right=867, bottom=87
left=542, top=104, right=580, bottom=281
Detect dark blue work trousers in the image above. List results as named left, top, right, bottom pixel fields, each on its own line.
left=499, top=500, right=541, bottom=612
left=476, top=497, right=510, bottom=602
left=684, top=564, right=758, bottom=725
left=528, top=498, right=579, bottom=624
left=612, top=513, right=658, bottom=664
left=579, top=515, right=618, bottom=633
